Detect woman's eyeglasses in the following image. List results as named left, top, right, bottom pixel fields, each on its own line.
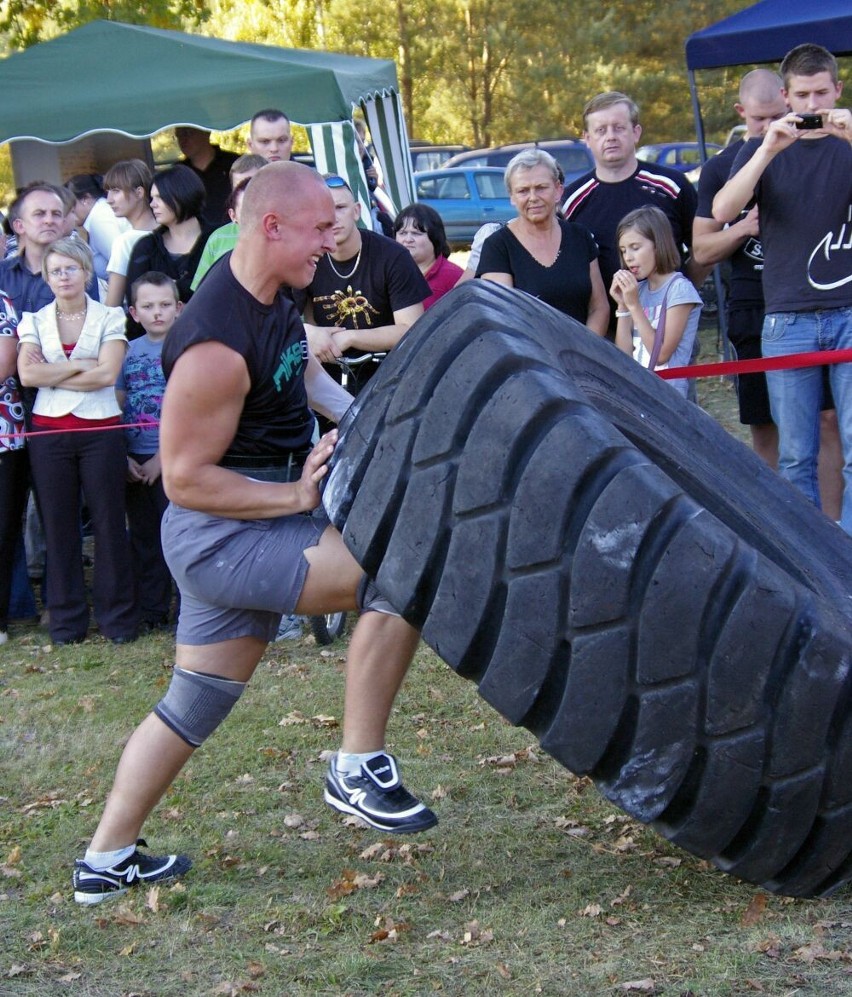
left=47, top=266, right=82, bottom=278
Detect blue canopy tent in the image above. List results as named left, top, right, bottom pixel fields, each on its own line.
left=685, top=0, right=852, bottom=153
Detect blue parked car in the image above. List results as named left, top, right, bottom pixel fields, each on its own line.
left=636, top=142, right=722, bottom=172
left=414, top=167, right=515, bottom=248
left=443, top=140, right=594, bottom=188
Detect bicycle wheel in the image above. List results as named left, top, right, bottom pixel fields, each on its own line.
left=310, top=612, right=348, bottom=646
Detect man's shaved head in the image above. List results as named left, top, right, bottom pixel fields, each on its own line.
left=239, top=161, right=326, bottom=232
left=234, top=161, right=335, bottom=293
left=739, top=68, right=784, bottom=103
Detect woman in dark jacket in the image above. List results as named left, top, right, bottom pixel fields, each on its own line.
left=125, top=165, right=211, bottom=336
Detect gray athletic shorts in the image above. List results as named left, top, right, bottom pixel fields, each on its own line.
left=162, top=503, right=329, bottom=645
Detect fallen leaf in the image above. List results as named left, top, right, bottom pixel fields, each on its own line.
left=741, top=893, right=768, bottom=927
left=460, top=920, right=494, bottom=946
left=282, top=814, right=304, bottom=829
left=653, top=856, right=681, bottom=868
left=369, top=917, right=410, bottom=943
left=617, top=979, right=656, bottom=992
left=5, top=846, right=22, bottom=866
left=278, top=711, right=309, bottom=727
left=581, top=904, right=602, bottom=918
left=327, top=868, right=385, bottom=898
left=448, top=888, right=470, bottom=903
left=146, top=886, right=160, bottom=913
left=352, top=871, right=384, bottom=889
left=479, top=753, right=518, bottom=768
left=793, top=942, right=849, bottom=963
left=754, top=934, right=781, bottom=959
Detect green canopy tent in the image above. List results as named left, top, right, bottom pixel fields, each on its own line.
left=0, top=19, right=416, bottom=213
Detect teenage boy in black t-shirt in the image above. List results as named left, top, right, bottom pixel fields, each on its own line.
left=304, top=175, right=429, bottom=394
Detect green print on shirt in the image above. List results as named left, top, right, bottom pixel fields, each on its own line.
left=273, top=342, right=305, bottom=391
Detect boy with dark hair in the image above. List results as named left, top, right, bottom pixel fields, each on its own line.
left=116, top=271, right=182, bottom=630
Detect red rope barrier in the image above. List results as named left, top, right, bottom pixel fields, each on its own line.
left=656, top=348, right=852, bottom=380
left=0, top=420, right=157, bottom=441
left=3, top=350, right=852, bottom=440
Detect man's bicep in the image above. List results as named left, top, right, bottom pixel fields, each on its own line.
left=160, top=343, right=249, bottom=468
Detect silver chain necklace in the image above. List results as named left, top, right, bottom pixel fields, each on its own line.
left=326, top=245, right=362, bottom=281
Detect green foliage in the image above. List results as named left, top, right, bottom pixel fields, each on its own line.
left=4, top=0, right=839, bottom=165
left=0, top=0, right=208, bottom=50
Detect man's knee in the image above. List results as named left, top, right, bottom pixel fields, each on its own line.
left=154, top=666, right=246, bottom=747
left=356, top=575, right=401, bottom=618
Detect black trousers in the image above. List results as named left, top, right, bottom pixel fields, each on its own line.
left=126, top=453, right=174, bottom=623
left=0, top=447, right=29, bottom=630
left=28, top=424, right=138, bottom=641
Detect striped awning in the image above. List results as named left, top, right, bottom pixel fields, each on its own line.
left=307, top=89, right=416, bottom=224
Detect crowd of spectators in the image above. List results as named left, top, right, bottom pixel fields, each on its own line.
left=2, top=47, right=852, bottom=645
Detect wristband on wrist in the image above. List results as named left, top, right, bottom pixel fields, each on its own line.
left=615, top=309, right=631, bottom=318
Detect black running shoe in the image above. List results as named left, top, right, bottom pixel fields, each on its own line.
left=72, top=839, right=191, bottom=905
left=324, top=752, right=438, bottom=833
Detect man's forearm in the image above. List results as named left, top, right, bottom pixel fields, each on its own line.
left=713, top=146, right=772, bottom=222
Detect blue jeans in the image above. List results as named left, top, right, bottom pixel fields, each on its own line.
left=762, top=307, right=852, bottom=532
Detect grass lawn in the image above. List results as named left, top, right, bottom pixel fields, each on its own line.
left=3, top=318, right=851, bottom=996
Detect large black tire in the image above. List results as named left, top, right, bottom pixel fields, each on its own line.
left=322, top=281, right=852, bottom=898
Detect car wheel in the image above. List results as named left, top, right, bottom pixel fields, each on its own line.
left=322, top=281, right=852, bottom=898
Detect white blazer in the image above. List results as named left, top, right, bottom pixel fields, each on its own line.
left=18, top=296, right=127, bottom=420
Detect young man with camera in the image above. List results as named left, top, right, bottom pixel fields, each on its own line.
left=713, top=43, right=852, bottom=534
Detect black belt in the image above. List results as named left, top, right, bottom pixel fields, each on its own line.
left=220, top=450, right=310, bottom=483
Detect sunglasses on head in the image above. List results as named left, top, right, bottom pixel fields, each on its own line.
left=324, top=174, right=351, bottom=191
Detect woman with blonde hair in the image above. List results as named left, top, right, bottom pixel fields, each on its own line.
left=478, top=149, right=609, bottom=334
left=17, top=237, right=137, bottom=644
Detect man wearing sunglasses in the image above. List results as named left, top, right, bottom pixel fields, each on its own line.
left=303, top=175, right=429, bottom=395
left=71, top=162, right=436, bottom=906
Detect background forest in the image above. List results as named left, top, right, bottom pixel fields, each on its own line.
left=0, top=0, right=767, bottom=152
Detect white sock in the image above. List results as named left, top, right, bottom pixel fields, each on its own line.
left=84, top=844, right=135, bottom=870
left=335, top=750, right=385, bottom=775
